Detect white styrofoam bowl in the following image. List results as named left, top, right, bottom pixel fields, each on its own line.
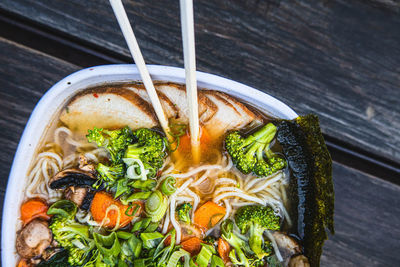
left=1, top=64, right=297, bottom=266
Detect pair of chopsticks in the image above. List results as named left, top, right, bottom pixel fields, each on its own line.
left=109, top=0, right=200, bottom=162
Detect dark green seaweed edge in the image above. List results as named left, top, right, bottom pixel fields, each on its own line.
left=276, top=114, right=334, bottom=267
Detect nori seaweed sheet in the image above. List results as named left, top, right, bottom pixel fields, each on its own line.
left=276, top=114, right=334, bottom=267
left=37, top=249, right=72, bottom=267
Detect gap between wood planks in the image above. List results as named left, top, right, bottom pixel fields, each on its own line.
left=0, top=7, right=399, bottom=185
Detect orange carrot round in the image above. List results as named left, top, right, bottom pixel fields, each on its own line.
left=90, top=191, right=142, bottom=228
left=17, top=258, right=30, bottom=267
left=20, top=198, right=50, bottom=225
left=194, top=201, right=226, bottom=230
left=177, top=127, right=211, bottom=154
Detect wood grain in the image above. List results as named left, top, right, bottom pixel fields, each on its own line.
left=0, top=38, right=399, bottom=266
left=0, top=37, right=78, bottom=209
left=321, top=163, right=400, bottom=266
left=0, top=0, right=399, bottom=165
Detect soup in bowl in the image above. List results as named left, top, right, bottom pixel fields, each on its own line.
left=2, top=65, right=332, bottom=267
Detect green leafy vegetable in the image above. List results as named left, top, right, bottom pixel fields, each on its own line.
left=130, top=179, right=157, bottom=191
left=47, top=200, right=77, bottom=219
left=121, top=191, right=152, bottom=205
left=140, top=232, right=164, bottom=249
left=48, top=200, right=94, bottom=265
left=166, top=249, right=191, bottom=267
left=93, top=232, right=121, bottom=265
left=210, top=255, right=225, bottom=267
left=132, top=218, right=152, bottom=232
left=195, top=244, right=215, bottom=267
left=220, top=219, right=249, bottom=267
left=120, top=234, right=142, bottom=260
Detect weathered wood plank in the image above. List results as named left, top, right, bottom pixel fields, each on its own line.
left=0, top=37, right=399, bottom=266
left=321, top=163, right=400, bottom=266
left=0, top=0, right=399, bottom=164
left=0, top=37, right=78, bottom=193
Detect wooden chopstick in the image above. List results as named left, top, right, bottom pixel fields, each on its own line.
left=180, top=0, right=201, bottom=163
left=109, top=0, right=173, bottom=142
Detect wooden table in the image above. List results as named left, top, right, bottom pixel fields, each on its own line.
left=0, top=1, right=399, bottom=266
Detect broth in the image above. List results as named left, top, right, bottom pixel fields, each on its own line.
left=16, top=82, right=294, bottom=267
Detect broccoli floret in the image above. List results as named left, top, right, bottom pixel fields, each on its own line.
left=253, top=157, right=286, bottom=177
left=124, top=128, right=167, bottom=176
left=50, top=216, right=93, bottom=265
left=86, top=126, right=133, bottom=163
left=225, top=123, right=286, bottom=177
left=221, top=219, right=250, bottom=267
left=176, top=203, right=192, bottom=224
left=234, top=205, right=280, bottom=259
left=96, top=163, right=125, bottom=184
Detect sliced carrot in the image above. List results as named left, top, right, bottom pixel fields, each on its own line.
left=17, top=258, right=30, bottom=267
left=20, top=198, right=50, bottom=225
left=177, top=126, right=211, bottom=154
left=181, top=237, right=202, bottom=256
left=90, top=191, right=142, bottom=228
left=218, top=238, right=231, bottom=264
left=194, top=201, right=226, bottom=230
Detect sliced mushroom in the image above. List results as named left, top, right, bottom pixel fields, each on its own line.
left=65, top=187, right=95, bottom=210
left=272, top=232, right=302, bottom=265
left=65, top=187, right=88, bottom=207
left=16, top=219, right=52, bottom=258
left=49, top=169, right=96, bottom=190
left=78, top=155, right=96, bottom=173
left=289, top=255, right=310, bottom=267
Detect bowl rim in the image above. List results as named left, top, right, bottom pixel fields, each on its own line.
left=1, top=64, right=297, bottom=265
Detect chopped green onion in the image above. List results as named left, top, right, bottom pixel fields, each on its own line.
left=130, top=179, right=156, bottom=190
left=160, top=176, right=176, bottom=196
left=196, top=244, right=215, bottom=267
left=93, top=232, right=121, bottom=258
left=116, top=231, right=133, bottom=240
left=153, top=230, right=175, bottom=260
left=229, top=249, right=242, bottom=265
left=166, top=249, right=191, bottom=267
left=125, top=203, right=141, bottom=217
left=132, top=218, right=152, bottom=232
left=117, top=260, right=128, bottom=267
left=167, top=135, right=181, bottom=152
left=47, top=200, right=77, bottom=218
left=144, top=222, right=159, bottom=232
left=145, top=190, right=168, bottom=222
left=121, top=235, right=142, bottom=259
left=133, top=258, right=147, bottom=267
left=121, top=191, right=152, bottom=205
left=210, top=255, right=225, bottom=267
left=140, top=232, right=164, bottom=249
left=114, top=179, right=129, bottom=198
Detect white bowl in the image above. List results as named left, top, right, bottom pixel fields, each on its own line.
left=1, top=64, right=297, bottom=266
